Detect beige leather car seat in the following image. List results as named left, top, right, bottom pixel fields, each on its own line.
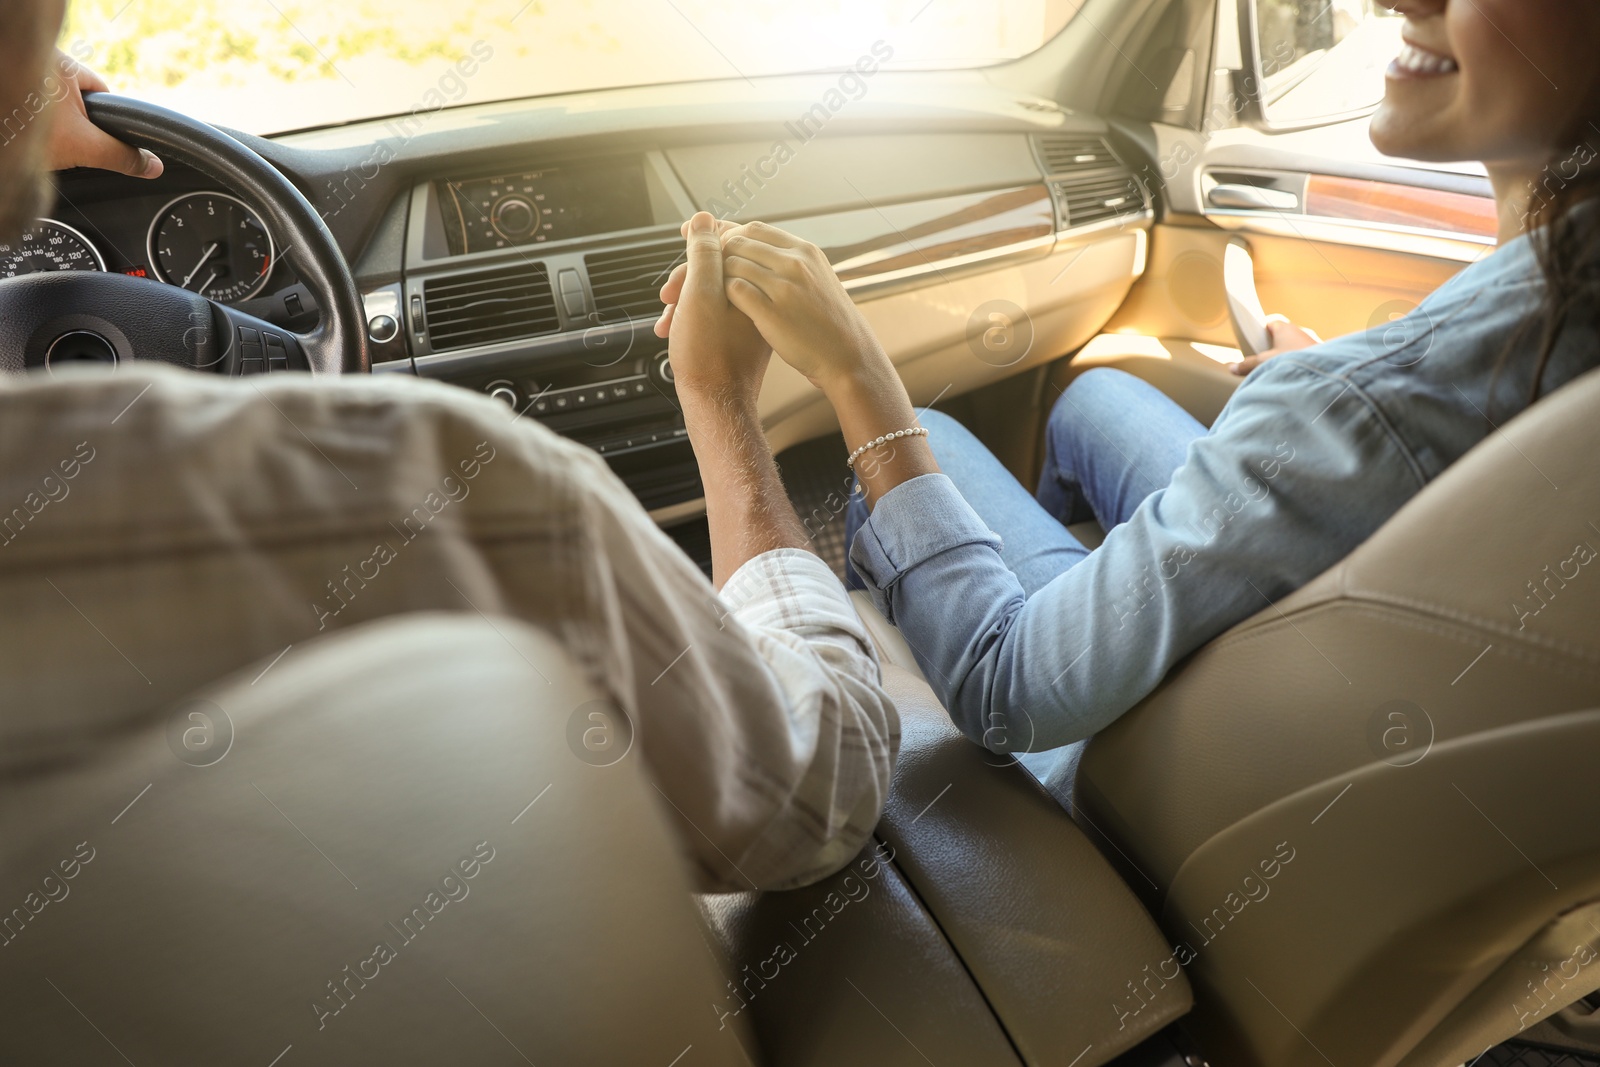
left=0, top=615, right=750, bottom=1067
left=1075, top=364, right=1600, bottom=1066
left=0, top=611, right=1189, bottom=1067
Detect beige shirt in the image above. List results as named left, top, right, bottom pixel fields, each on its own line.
left=0, top=365, right=898, bottom=892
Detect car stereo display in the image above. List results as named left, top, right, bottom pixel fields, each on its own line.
left=438, top=159, right=653, bottom=255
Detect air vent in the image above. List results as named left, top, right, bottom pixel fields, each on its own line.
left=1015, top=99, right=1065, bottom=115
left=1036, top=133, right=1120, bottom=174
left=422, top=261, right=560, bottom=352
left=1035, top=133, right=1149, bottom=229
left=585, top=242, right=685, bottom=321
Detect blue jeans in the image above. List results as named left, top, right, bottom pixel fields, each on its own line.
left=846, top=368, right=1207, bottom=597
left=845, top=368, right=1207, bottom=787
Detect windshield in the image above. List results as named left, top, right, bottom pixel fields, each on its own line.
left=62, top=0, right=1081, bottom=137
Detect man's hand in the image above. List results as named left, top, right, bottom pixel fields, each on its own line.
left=46, top=50, right=163, bottom=179
left=653, top=216, right=733, bottom=342
left=659, top=212, right=771, bottom=407
left=1230, top=318, right=1322, bottom=376
left=658, top=211, right=809, bottom=587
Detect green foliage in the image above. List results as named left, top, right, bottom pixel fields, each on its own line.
left=61, top=0, right=543, bottom=86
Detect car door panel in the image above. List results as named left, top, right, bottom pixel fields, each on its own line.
left=1068, top=106, right=1497, bottom=431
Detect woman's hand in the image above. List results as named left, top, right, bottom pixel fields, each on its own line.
left=659, top=212, right=771, bottom=408
left=722, top=222, right=891, bottom=390
left=1230, top=318, right=1322, bottom=376
left=46, top=50, right=164, bottom=179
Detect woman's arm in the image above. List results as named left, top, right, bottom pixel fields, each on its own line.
left=696, top=223, right=1425, bottom=749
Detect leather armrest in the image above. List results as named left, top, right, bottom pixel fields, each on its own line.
left=696, top=841, right=1022, bottom=1067
left=875, top=665, right=1192, bottom=1067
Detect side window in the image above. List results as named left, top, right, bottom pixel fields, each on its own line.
left=1249, top=0, right=1403, bottom=128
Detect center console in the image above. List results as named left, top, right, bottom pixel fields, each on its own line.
left=393, top=151, right=710, bottom=560
left=437, top=340, right=701, bottom=514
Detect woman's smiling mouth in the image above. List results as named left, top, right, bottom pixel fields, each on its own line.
left=1390, top=40, right=1460, bottom=78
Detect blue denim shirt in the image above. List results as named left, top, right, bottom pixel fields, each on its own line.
left=850, top=231, right=1599, bottom=752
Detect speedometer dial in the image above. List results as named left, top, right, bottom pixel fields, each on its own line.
left=148, top=192, right=275, bottom=304
left=0, top=219, right=105, bottom=278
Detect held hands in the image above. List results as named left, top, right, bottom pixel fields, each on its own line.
left=656, top=215, right=937, bottom=504
left=1230, top=318, right=1322, bottom=376
left=46, top=50, right=164, bottom=179
left=656, top=219, right=891, bottom=394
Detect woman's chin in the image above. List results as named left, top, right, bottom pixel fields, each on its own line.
left=1369, top=103, right=1446, bottom=162
left=1368, top=105, right=1409, bottom=159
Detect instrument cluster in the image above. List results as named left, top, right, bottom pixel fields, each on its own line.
left=0, top=190, right=277, bottom=305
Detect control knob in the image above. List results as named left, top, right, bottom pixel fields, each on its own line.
left=492, top=196, right=539, bottom=240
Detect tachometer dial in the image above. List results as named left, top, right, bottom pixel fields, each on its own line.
left=0, top=219, right=105, bottom=278
left=148, top=192, right=275, bottom=304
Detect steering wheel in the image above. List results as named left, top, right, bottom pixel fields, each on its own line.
left=0, top=95, right=368, bottom=377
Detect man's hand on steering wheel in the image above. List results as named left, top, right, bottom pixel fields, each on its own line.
left=1, top=92, right=369, bottom=375
left=45, top=49, right=163, bottom=179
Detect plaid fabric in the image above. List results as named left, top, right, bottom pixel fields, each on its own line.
left=722, top=549, right=895, bottom=887
left=0, top=365, right=897, bottom=892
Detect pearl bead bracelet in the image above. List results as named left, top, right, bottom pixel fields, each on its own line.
left=846, top=426, right=929, bottom=470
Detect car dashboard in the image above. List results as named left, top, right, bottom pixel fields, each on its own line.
left=29, top=72, right=1157, bottom=539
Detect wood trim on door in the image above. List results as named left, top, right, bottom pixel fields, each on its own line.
left=1306, top=174, right=1499, bottom=239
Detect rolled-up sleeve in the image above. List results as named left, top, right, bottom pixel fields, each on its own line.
left=850, top=360, right=1427, bottom=753
left=851, top=474, right=1003, bottom=609
left=716, top=549, right=899, bottom=889
left=569, top=456, right=903, bottom=894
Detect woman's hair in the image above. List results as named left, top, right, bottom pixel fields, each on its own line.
left=1498, top=126, right=1600, bottom=416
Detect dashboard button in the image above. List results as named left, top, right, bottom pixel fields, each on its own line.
left=557, top=268, right=588, bottom=319
left=368, top=314, right=399, bottom=343
left=493, top=196, right=539, bottom=240
left=488, top=385, right=519, bottom=408
left=264, top=333, right=290, bottom=372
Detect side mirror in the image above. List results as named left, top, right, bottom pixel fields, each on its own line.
left=1238, top=0, right=1401, bottom=130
